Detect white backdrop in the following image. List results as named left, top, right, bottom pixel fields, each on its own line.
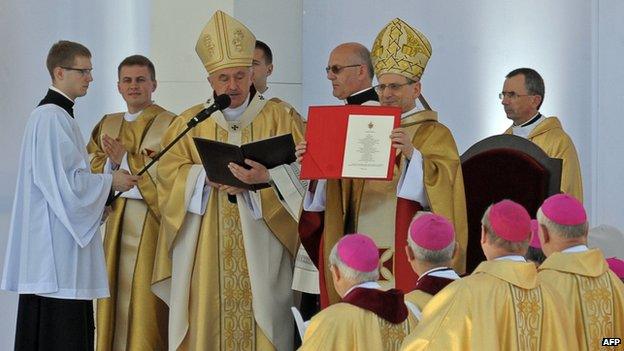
left=302, top=0, right=592, bottom=186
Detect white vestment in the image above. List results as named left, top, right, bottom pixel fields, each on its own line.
left=1, top=99, right=111, bottom=299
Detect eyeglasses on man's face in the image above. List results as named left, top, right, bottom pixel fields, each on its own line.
left=325, top=64, right=361, bottom=75
left=61, top=67, right=93, bottom=77
left=498, top=92, right=532, bottom=100
left=374, top=81, right=414, bottom=94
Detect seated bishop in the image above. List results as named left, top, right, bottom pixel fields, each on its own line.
left=300, top=234, right=410, bottom=351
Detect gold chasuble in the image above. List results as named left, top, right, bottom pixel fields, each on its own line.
left=317, top=110, right=467, bottom=306
left=152, top=94, right=305, bottom=351
left=300, top=303, right=410, bottom=351
left=538, top=249, right=624, bottom=350
left=505, top=116, right=583, bottom=202
left=401, top=261, right=575, bottom=351
left=87, top=104, right=174, bottom=351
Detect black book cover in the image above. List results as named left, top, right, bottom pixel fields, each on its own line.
left=193, top=133, right=296, bottom=191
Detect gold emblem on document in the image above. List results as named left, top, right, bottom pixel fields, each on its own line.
left=368, top=121, right=374, bottom=129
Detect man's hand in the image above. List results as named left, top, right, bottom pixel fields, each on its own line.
left=390, top=128, right=414, bottom=160
left=295, top=141, right=307, bottom=164
left=103, top=134, right=126, bottom=166
left=205, top=177, right=220, bottom=188
left=218, top=184, right=246, bottom=195
left=112, top=169, right=140, bottom=192
left=228, top=159, right=270, bottom=185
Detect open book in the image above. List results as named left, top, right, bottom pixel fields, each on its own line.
left=193, top=133, right=296, bottom=191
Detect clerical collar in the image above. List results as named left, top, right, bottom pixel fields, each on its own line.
left=511, top=113, right=544, bottom=139
left=49, top=85, right=74, bottom=102
left=38, top=88, right=75, bottom=117
left=519, top=113, right=542, bottom=127
left=344, top=281, right=381, bottom=297
left=561, top=244, right=589, bottom=253
left=494, top=255, right=527, bottom=262
left=401, top=106, right=420, bottom=119
left=124, top=110, right=142, bottom=122
left=418, top=267, right=459, bottom=280
left=222, top=95, right=250, bottom=121
left=345, top=87, right=379, bottom=105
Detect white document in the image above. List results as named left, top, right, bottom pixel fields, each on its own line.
left=341, top=114, right=395, bottom=178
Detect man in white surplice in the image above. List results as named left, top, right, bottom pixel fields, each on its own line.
left=1, top=40, right=139, bottom=349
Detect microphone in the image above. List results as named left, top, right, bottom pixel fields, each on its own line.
left=187, top=94, right=231, bottom=127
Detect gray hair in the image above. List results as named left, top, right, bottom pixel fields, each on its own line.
left=329, top=242, right=379, bottom=284
left=536, top=208, right=588, bottom=239
left=481, top=205, right=529, bottom=253
left=406, top=211, right=455, bottom=264
left=407, top=237, right=455, bottom=265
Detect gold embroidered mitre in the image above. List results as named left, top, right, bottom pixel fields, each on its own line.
left=371, top=18, right=432, bottom=80
left=195, top=10, right=256, bottom=74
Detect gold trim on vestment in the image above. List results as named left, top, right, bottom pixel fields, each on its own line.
left=154, top=96, right=304, bottom=350
left=379, top=318, right=410, bottom=351
left=576, top=272, right=615, bottom=347
left=510, top=284, right=543, bottom=351
left=88, top=104, right=173, bottom=351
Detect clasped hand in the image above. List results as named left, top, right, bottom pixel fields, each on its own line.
left=102, top=134, right=127, bottom=166
left=205, top=159, right=270, bottom=195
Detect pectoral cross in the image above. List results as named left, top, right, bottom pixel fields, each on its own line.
left=231, top=125, right=239, bottom=131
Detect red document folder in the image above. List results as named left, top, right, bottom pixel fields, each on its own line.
left=301, top=105, right=401, bottom=180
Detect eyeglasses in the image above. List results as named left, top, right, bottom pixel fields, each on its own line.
left=498, top=92, right=531, bottom=100
left=61, top=67, right=93, bottom=76
left=374, top=82, right=414, bottom=94
left=325, top=64, right=361, bottom=75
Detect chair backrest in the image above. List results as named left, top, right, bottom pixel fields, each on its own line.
left=460, top=134, right=562, bottom=272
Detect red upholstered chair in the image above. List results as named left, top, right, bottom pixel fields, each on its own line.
left=460, top=134, right=562, bottom=273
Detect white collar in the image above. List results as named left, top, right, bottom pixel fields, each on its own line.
left=222, top=95, right=250, bottom=121
left=562, top=244, right=589, bottom=253
left=401, top=106, right=421, bottom=119
left=344, top=281, right=381, bottom=296
left=511, top=113, right=544, bottom=139
left=419, top=267, right=460, bottom=280
left=124, top=110, right=142, bottom=122
left=494, top=255, right=527, bottom=262
left=49, top=86, right=74, bottom=102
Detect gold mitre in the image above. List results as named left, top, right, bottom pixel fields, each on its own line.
left=371, top=18, right=432, bottom=80
left=195, top=10, right=256, bottom=74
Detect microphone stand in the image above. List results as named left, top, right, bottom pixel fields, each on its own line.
left=106, top=103, right=224, bottom=206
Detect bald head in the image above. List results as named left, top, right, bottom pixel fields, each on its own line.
left=326, top=42, right=374, bottom=99
left=332, top=43, right=374, bottom=79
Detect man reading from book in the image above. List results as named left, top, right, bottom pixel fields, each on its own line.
left=151, top=10, right=305, bottom=351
